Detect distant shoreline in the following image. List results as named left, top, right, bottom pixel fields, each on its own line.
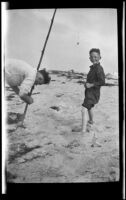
left=48, top=70, right=118, bottom=86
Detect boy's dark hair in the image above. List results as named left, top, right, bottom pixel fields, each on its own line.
left=38, top=69, right=51, bottom=84
left=89, top=48, right=101, bottom=55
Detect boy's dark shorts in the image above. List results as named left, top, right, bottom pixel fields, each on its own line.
left=82, top=88, right=100, bottom=110
left=82, top=101, right=94, bottom=110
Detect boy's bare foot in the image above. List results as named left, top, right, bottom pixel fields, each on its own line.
left=86, top=120, right=94, bottom=132
left=72, top=126, right=81, bottom=132
left=91, top=132, right=101, bottom=147
left=72, top=127, right=86, bottom=133
left=81, top=128, right=87, bottom=133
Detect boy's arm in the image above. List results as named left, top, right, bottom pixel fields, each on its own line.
left=11, top=86, right=33, bottom=104
left=20, top=94, right=33, bottom=104
left=93, top=66, right=105, bottom=87
left=18, top=71, right=36, bottom=104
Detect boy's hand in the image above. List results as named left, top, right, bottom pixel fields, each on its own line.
left=86, top=83, right=94, bottom=88
left=20, top=94, right=34, bottom=104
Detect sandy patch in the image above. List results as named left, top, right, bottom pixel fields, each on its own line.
left=5, top=74, right=119, bottom=183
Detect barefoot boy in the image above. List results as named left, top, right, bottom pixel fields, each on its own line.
left=81, top=48, right=105, bottom=132
left=5, top=58, right=51, bottom=104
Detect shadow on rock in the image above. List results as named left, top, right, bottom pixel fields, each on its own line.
left=7, top=129, right=16, bottom=133
left=6, top=94, right=16, bottom=101
left=56, top=93, right=64, bottom=97
left=6, top=171, right=17, bottom=183
left=50, top=106, right=60, bottom=111
left=7, top=112, right=24, bottom=124
left=5, top=86, right=13, bottom=91
left=9, top=143, right=41, bottom=163
left=64, top=140, right=81, bottom=149
left=32, top=92, right=40, bottom=95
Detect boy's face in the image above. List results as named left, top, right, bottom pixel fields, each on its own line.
left=89, top=52, right=101, bottom=64
left=35, top=72, right=44, bottom=85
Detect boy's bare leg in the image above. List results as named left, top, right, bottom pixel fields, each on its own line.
left=91, top=132, right=101, bottom=147
left=81, top=107, right=87, bottom=132
left=88, top=108, right=93, bottom=123
left=72, top=107, right=87, bottom=133
left=85, top=108, right=94, bottom=132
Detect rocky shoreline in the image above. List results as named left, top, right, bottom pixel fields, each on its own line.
left=49, top=69, right=118, bottom=86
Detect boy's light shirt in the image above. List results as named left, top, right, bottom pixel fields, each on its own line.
left=5, top=58, right=37, bottom=97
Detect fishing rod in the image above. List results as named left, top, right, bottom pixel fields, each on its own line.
left=17, top=9, right=57, bottom=128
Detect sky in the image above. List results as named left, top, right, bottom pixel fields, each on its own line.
left=5, top=8, right=118, bottom=74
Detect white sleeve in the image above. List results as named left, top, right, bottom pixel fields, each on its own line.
left=19, top=69, right=37, bottom=97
